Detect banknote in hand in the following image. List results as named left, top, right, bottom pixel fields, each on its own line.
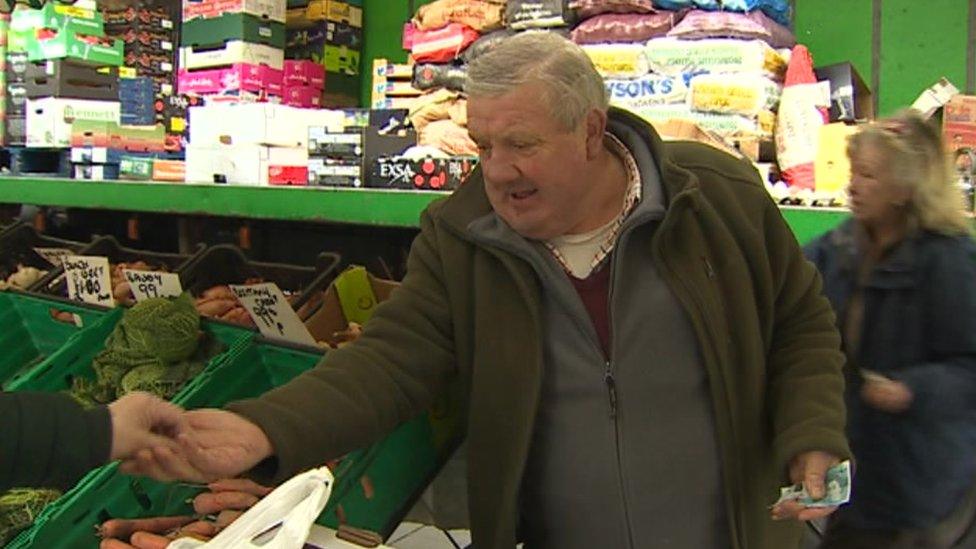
left=775, top=460, right=851, bottom=508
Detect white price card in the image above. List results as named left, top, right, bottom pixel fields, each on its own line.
left=229, top=282, right=316, bottom=346
left=63, top=255, right=114, bottom=307
left=33, top=247, right=74, bottom=267
left=123, top=269, right=184, bottom=302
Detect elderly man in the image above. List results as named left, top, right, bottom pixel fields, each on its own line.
left=126, top=33, right=850, bottom=549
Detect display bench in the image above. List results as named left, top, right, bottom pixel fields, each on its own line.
left=0, top=176, right=850, bottom=243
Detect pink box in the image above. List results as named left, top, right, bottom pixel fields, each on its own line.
left=283, top=85, right=322, bottom=108
left=178, top=63, right=283, bottom=97
left=283, top=60, right=325, bottom=89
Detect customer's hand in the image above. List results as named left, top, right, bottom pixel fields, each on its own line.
left=771, top=450, right=841, bottom=522
left=108, top=392, right=184, bottom=461
left=861, top=376, right=913, bottom=413
left=120, top=409, right=274, bottom=483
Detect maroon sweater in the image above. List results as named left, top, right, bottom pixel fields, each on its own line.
left=569, top=262, right=611, bottom=359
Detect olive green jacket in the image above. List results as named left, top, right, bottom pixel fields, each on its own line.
left=230, top=108, right=851, bottom=549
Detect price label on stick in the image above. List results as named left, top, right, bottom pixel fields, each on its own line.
left=123, top=269, right=184, bottom=302
left=230, top=282, right=316, bottom=346
left=33, top=247, right=73, bottom=267
left=63, top=255, right=114, bottom=307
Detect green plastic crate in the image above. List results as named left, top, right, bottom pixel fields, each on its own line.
left=5, top=335, right=319, bottom=549
left=0, top=293, right=106, bottom=389
left=8, top=336, right=463, bottom=547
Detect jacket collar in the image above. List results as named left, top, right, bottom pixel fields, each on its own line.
left=436, top=107, right=702, bottom=238
left=830, top=219, right=921, bottom=289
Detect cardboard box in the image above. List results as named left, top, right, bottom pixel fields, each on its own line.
left=5, top=114, right=25, bottom=146
left=6, top=82, right=27, bottom=116
left=181, top=12, right=286, bottom=50
left=11, top=3, right=106, bottom=40
left=815, top=122, right=859, bottom=194
left=944, top=94, right=976, bottom=152
left=284, top=59, right=324, bottom=88
left=186, top=143, right=306, bottom=185
left=182, top=0, right=287, bottom=24
left=307, top=157, right=362, bottom=186
left=104, top=6, right=175, bottom=30
left=24, top=59, right=119, bottom=100
left=5, top=51, right=29, bottom=83
left=304, top=266, right=398, bottom=347
left=286, top=0, right=363, bottom=29
left=189, top=102, right=341, bottom=147
left=180, top=40, right=284, bottom=71
left=285, top=22, right=360, bottom=74
left=814, top=62, right=874, bottom=123
left=27, top=29, right=124, bottom=67
left=119, top=155, right=154, bottom=180
left=307, top=127, right=362, bottom=158
left=26, top=97, right=120, bottom=147
left=73, top=163, right=119, bottom=180
left=283, top=84, right=321, bottom=108
left=368, top=156, right=477, bottom=191
left=152, top=159, right=186, bottom=181
left=71, top=120, right=168, bottom=151
left=178, top=63, right=283, bottom=96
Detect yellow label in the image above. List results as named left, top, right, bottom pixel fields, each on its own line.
left=815, top=123, right=860, bottom=194
left=170, top=117, right=187, bottom=133
left=54, top=5, right=96, bottom=20
left=119, top=67, right=137, bottom=79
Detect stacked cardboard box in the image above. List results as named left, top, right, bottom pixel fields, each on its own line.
left=179, top=0, right=286, bottom=103
left=285, top=0, right=362, bottom=107
left=185, top=102, right=342, bottom=185
left=282, top=59, right=323, bottom=108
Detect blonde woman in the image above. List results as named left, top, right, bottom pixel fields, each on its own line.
left=805, top=110, right=976, bottom=548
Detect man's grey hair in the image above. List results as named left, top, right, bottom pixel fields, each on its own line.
left=466, top=31, right=609, bottom=130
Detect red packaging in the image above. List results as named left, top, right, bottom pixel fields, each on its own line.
left=268, top=165, right=308, bottom=186
left=774, top=45, right=829, bottom=190
left=409, top=23, right=480, bottom=64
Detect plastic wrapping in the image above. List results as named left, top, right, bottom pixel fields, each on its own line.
left=413, top=63, right=468, bottom=92
left=505, top=0, right=576, bottom=29
left=666, top=9, right=795, bottom=49
left=688, top=72, right=781, bottom=116
left=410, top=23, right=480, bottom=63
left=775, top=45, right=830, bottom=190
left=413, top=0, right=504, bottom=32
left=582, top=43, right=650, bottom=78
left=627, top=103, right=776, bottom=136
left=606, top=73, right=689, bottom=110
left=652, top=0, right=790, bottom=26
left=571, top=11, right=682, bottom=44
left=418, top=119, right=479, bottom=156
left=459, top=28, right=515, bottom=62
left=569, top=0, right=655, bottom=18
left=644, top=37, right=788, bottom=80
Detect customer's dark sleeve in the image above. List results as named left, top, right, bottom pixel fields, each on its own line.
left=0, top=392, right=112, bottom=491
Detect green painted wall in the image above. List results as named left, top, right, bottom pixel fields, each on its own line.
left=794, top=0, right=874, bottom=85
left=878, top=0, right=969, bottom=115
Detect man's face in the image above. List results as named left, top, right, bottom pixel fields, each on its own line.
left=467, top=83, right=598, bottom=240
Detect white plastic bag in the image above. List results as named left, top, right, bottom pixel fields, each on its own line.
left=167, top=466, right=334, bottom=549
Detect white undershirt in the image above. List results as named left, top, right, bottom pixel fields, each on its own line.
left=546, top=217, right=618, bottom=279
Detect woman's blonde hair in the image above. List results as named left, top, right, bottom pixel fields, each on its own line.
left=848, top=109, right=970, bottom=235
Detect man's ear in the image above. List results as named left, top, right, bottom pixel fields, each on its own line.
left=584, top=108, right=608, bottom=159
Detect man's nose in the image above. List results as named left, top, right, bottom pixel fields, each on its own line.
left=482, top=153, right=519, bottom=185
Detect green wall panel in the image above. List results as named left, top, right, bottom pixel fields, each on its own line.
left=879, top=0, right=969, bottom=115
left=794, top=0, right=874, bottom=85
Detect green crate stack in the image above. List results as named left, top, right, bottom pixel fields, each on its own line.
left=0, top=293, right=106, bottom=389
left=8, top=332, right=464, bottom=547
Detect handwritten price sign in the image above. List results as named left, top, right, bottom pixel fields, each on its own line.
left=123, top=269, right=184, bottom=302
left=229, top=282, right=316, bottom=345
left=33, top=247, right=74, bottom=267
left=63, top=255, right=114, bottom=307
